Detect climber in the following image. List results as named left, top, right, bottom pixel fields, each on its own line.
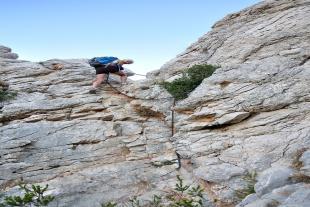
left=89, top=57, right=134, bottom=94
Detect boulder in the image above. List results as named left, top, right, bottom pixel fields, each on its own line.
left=254, top=166, right=295, bottom=195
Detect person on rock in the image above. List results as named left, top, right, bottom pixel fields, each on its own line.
left=89, top=57, right=134, bottom=94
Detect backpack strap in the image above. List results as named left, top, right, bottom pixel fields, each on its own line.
left=104, top=59, right=119, bottom=68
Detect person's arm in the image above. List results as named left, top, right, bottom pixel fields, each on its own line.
left=118, top=65, right=126, bottom=75
left=117, top=65, right=127, bottom=83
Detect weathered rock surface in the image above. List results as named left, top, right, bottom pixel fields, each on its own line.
left=150, top=0, right=310, bottom=206
left=1, top=0, right=310, bottom=206
left=0, top=80, right=9, bottom=91
left=0, top=55, right=178, bottom=206
left=254, top=166, right=295, bottom=196
left=0, top=45, right=18, bottom=59
left=238, top=183, right=310, bottom=207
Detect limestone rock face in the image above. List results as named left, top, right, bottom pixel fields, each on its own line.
left=150, top=0, right=310, bottom=206
left=1, top=0, right=310, bottom=206
left=148, top=0, right=310, bottom=81
left=0, top=45, right=18, bottom=59
left=0, top=57, right=177, bottom=206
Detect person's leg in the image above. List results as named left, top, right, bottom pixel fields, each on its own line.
left=90, top=65, right=109, bottom=93
left=92, top=78, right=97, bottom=84
left=90, top=74, right=106, bottom=93
left=92, top=74, right=106, bottom=88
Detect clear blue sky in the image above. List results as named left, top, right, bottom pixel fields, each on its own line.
left=1, top=0, right=260, bottom=75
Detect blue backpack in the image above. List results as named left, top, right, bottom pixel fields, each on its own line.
left=89, top=56, right=118, bottom=67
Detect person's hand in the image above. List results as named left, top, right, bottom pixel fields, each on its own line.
left=119, top=59, right=133, bottom=65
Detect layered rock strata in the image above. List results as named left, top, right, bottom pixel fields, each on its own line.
left=148, top=0, right=310, bottom=206
left=0, top=54, right=178, bottom=206
left=1, top=0, right=310, bottom=206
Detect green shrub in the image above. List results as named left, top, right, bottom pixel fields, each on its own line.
left=101, top=201, right=117, bottom=207
left=0, top=90, right=17, bottom=102
left=0, top=184, right=54, bottom=207
left=167, top=175, right=203, bottom=207
left=101, top=175, right=204, bottom=207
left=161, top=64, right=217, bottom=100
left=1, top=177, right=204, bottom=207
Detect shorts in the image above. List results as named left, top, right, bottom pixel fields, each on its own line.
left=95, top=65, right=123, bottom=75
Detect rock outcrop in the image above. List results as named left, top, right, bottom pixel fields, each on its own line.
left=149, top=0, right=310, bottom=206
left=0, top=50, right=178, bottom=206
left=0, top=45, right=18, bottom=59
left=1, top=0, right=310, bottom=206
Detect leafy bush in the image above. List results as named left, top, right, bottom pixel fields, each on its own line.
left=101, top=175, right=204, bottom=207
left=161, top=64, right=217, bottom=100
left=1, top=177, right=204, bottom=207
left=166, top=175, right=203, bottom=207
left=0, top=184, right=54, bottom=207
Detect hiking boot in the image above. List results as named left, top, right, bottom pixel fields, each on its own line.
left=89, top=88, right=97, bottom=94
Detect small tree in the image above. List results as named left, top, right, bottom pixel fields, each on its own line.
left=0, top=184, right=54, bottom=207
left=161, top=64, right=217, bottom=100
left=166, top=175, right=203, bottom=207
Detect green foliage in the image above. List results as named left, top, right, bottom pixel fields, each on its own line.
left=174, top=175, right=190, bottom=193
left=149, top=195, right=162, bottom=207
left=0, top=90, right=17, bottom=102
left=151, top=160, right=175, bottom=168
left=100, top=176, right=204, bottom=207
left=1, top=177, right=203, bottom=207
left=167, top=175, right=203, bottom=207
left=161, top=64, right=217, bottom=100
left=0, top=184, right=54, bottom=207
left=129, top=196, right=141, bottom=207
left=101, top=201, right=117, bottom=207
left=235, top=184, right=255, bottom=200
left=188, top=186, right=203, bottom=198
left=235, top=172, right=257, bottom=200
